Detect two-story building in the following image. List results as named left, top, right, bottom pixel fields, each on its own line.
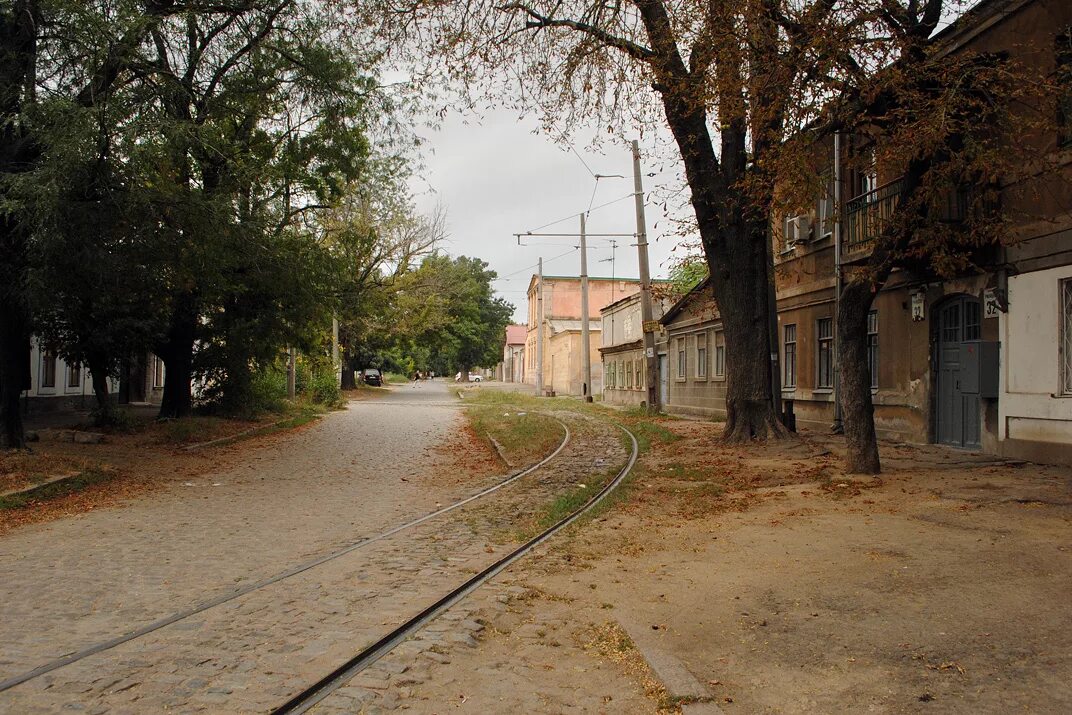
left=658, top=0, right=1072, bottom=465
left=524, top=275, right=644, bottom=396
left=599, top=292, right=669, bottom=406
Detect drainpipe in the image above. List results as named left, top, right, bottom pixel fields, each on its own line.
left=832, top=132, right=845, bottom=433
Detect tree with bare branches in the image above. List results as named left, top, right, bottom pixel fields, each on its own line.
left=377, top=0, right=898, bottom=440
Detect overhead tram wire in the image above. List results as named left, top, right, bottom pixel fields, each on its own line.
left=554, top=125, right=597, bottom=180
left=518, top=192, right=636, bottom=237
left=493, top=247, right=579, bottom=282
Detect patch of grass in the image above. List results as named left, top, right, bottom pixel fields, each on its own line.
left=383, top=372, right=409, bottom=384
left=654, top=461, right=709, bottom=481
left=629, top=420, right=680, bottom=452
left=158, top=416, right=233, bottom=444
left=618, top=405, right=678, bottom=420
left=155, top=401, right=324, bottom=446
left=465, top=405, right=564, bottom=467
left=538, top=480, right=604, bottom=531
left=0, top=468, right=116, bottom=510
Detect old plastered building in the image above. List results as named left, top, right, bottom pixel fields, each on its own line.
left=524, top=275, right=643, bottom=396
left=599, top=292, right=669, bottom=406
left=21, top=339, right=164, bottom=415
left=498, top=324, right=527, bottom=383
left=658, top=0, right=1072, bottom=465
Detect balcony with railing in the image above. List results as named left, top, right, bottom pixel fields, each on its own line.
left=841, top=177, right=971, bottom=261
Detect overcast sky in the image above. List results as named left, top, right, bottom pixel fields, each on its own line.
left=410, top=108, right=688, bottom=323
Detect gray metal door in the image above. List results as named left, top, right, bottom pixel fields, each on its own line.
left=936, top=297, right=981, bottom=449
left=658, top=354, right=669, bottom=408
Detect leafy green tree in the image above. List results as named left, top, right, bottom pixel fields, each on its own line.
left=33, top=120, right=166, bottom=420
left=406, top=254, right=514, bottom=380
left=1, top=0, right=192, bottom=447
left=124, top=1, right=388, bottom=416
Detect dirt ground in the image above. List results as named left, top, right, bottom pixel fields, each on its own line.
left=409, top=418, right=1072, bottom=714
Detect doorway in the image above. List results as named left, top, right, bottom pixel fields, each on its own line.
left=935, top=296, right=981, bottom=449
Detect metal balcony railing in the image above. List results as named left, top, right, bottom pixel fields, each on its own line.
left=841, top=177, right=971, bottom=258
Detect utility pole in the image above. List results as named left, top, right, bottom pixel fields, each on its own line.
left=536, top=257, right=544, bottom=396
left=831, top=132, right=845, bottom=433
left=579, top=214, right=593, bottom=402
left=331, top=317, right=340, bottom=387
left=632, top=140, right=660, bottom=413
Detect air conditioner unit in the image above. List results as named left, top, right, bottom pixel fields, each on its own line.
left=787, top=215, right=813, bottom=245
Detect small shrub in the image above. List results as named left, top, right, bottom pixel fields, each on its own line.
left=309, top=368, right=341, bottom=406
left=90, top=405, right=140, bottom=433
left=250, top=367, right=287, bottom=414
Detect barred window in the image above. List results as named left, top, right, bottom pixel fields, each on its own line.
left=817, top=318, right=834, bottom=389
left=783, top=324, right=797, bottom=388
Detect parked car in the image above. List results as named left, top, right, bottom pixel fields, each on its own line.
left=363, top=368, right=383, bottom=386
left=454, top=372, right=482, bottom=382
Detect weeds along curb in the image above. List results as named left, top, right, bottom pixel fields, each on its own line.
left=180, top=416, right=310, bottom=452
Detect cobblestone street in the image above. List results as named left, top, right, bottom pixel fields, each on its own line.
left=0, top=382, right=633, bottom=713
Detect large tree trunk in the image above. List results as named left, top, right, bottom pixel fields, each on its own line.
left=0, top=218, right=32, bottom=450
left=0, top=1, right=39, bottom=450
left=156, top=293, right=197, bottom=419
left=635, top=0, right=786, bottom=441
left=0, top=300, right=30, bottom=450
left=90, top=366, right=111, bottom=411
left=654, top=95, right=785, bottom=440
left=710, top=218, right=787, bottom=440
left=340, top=352, right=356, bottom=390
left=837, top=278, right=881, bottom=473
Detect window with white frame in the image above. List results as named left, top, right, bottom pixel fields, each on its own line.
left=40, top=352, right=57, bottom=389
left=67, top=362, right=81, bottom=388
left=677, top=339, right=686, bottom=380
left=1062, top=279, right=1072, bottom=394
left=635, top=358, right=642, bottom=389
left=626, top=359, right=633, bottom=389
left=153, top=356, right=164, bottom=388
left=696, top=333, right=708, bottom=378
left=817, top=318, right=834, bottom=389
left=714, top=330, right=726, bottom=378
left=783, top=324, right=797, bottom=388
left=866, top=310, right=879, bottom=389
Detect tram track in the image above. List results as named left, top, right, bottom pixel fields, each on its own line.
left=273, top=421, right=639, bottom=715
left=0, top=415, right=572, bottom=694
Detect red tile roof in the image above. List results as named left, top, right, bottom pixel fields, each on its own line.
left=505, top=324, right=527, bottom=345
